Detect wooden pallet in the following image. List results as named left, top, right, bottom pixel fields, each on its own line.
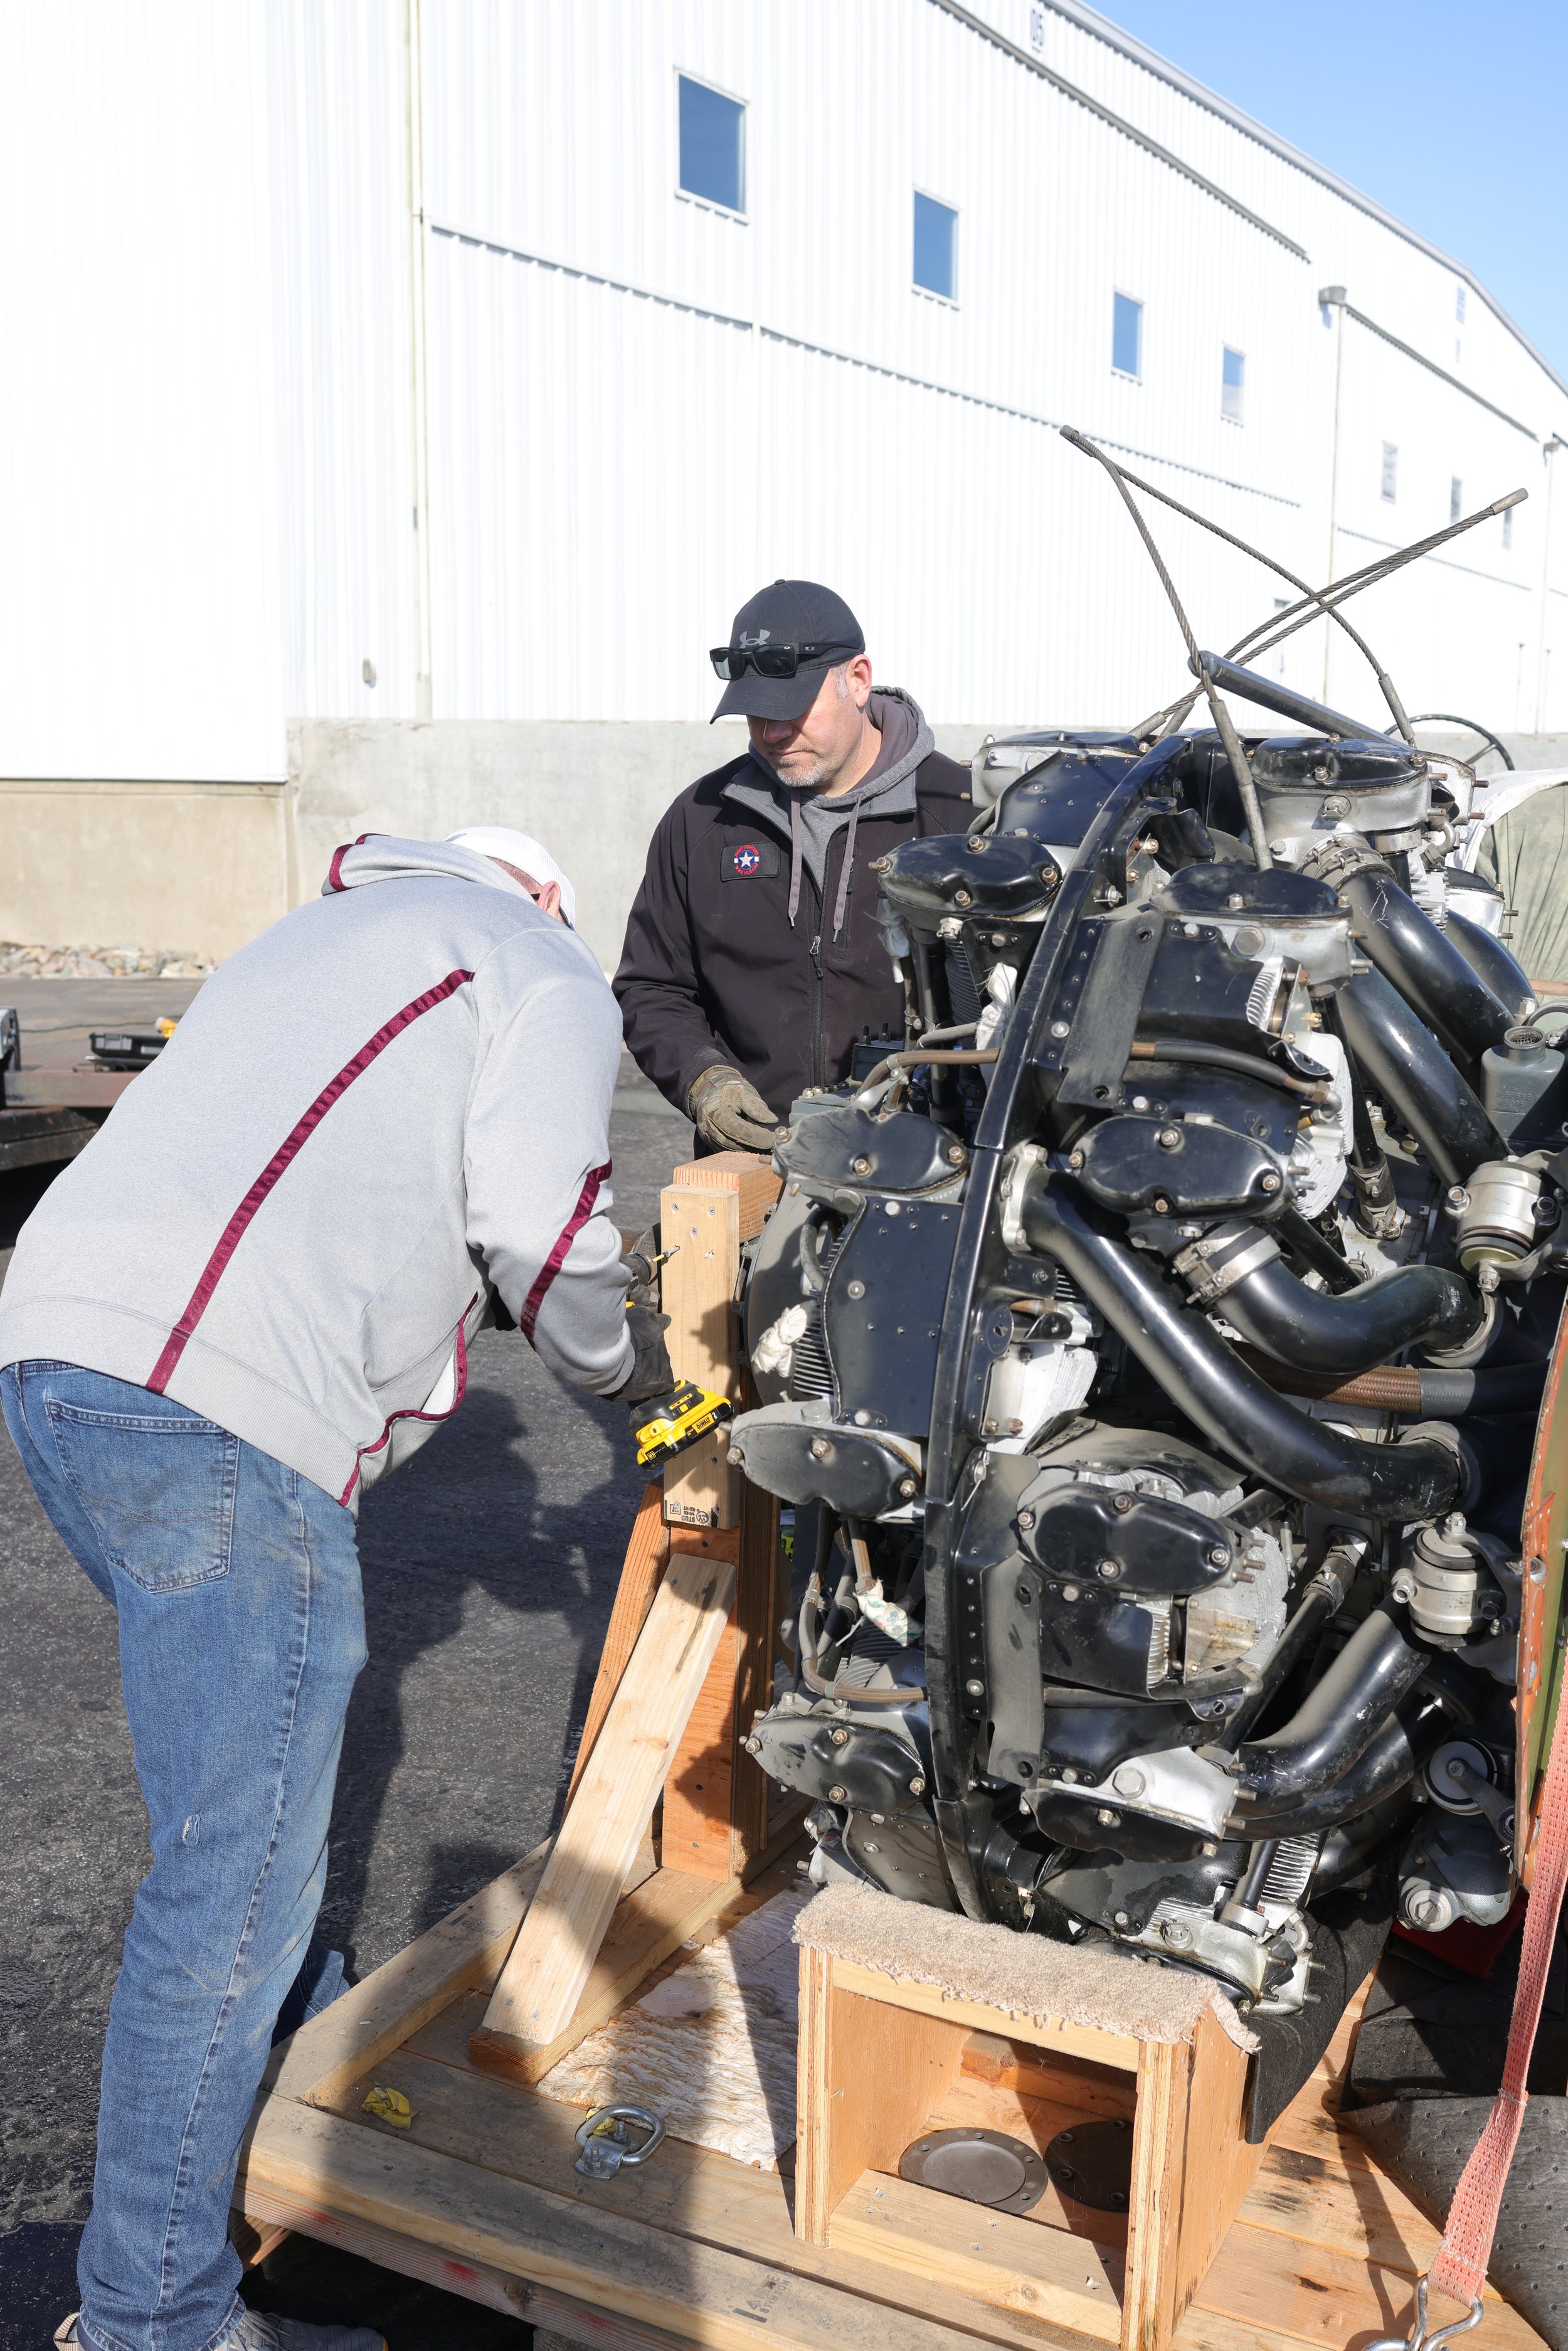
left=236, top=1154, right=1547, bottom=2350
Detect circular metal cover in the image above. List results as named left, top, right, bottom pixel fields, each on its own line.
left=1044, top=2117, right=1134, bottom=2212
left=898, top=2126, right=1048, bottom=2215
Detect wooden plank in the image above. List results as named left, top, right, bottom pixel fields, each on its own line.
left=731, top=1471, right=781, bottom=1877
left=472, top=1865, right=742, bottom=2087
left=660, top=1540, right=741, bottom=1881
left=1190, top=2216, right=1547, bottom=2351
left=282, top=2046, right=1084, bottom=2351
left=661, top=1175, right=744, bottom=1529
left=959, top=2032, right=1138, bottom=2121
left=269, top=1842, right=551, bottom=2106
left=242, top=2094, right=1071, bottom=2351
left=1161, top=2003, right=1269, bottom=2351
left=1121, top=2035, right=1189, bottom=2351
left=825, top=1955, right=1142, bottom=2074
left=796, top=1952, right=968, bottom=2246
left=234, top=2180, right=531, bottom=2319
left=474, top=1547, right=737, bottom=2071
left=568, top=1483, right=669, bottom=1798
left=827, top=2168, right=1123, bottom=2340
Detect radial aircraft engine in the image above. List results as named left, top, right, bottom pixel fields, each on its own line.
left=724, top=434, right=1567, bottom=2110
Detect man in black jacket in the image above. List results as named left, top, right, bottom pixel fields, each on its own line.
left=614, top=580, right=973, bottom=1150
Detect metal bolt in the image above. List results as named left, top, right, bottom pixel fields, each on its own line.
left=828, top=1785, right=848, bottom=1802
left=1050, top=1019, right=1071, bottom=1039
left=896, top=1476, right=918, bottom=1499
left=1227, top=893, right=1245, bottom=910
left=908, top=1775, right=926, bottom=1795
left=851, top=1156, right=871, bottom=1176
left=1061, top=1767, right=1079, bottom=1783
left=1061, top=1584, right=1079, bottom=1602
left=862, top=1842, right=880, bottom=1854
left=1208, top=1546, right=1229, bottom=1567
left=810, top=1437, right=832, bottom=1460
left=953, top=889, right=973, bottom=906
left=965, top=1678, right=985, bottom=1697
left=1018, top=1508, right=1036, bottom=1530
left=1068, top=1149, right=1085, bottom=1169
left=967, top=836, right=984, bottom=852
left=830, top=1727, right=850, bottom=1746
left=1131, top=1093, right=1150, bottom=1111
left=745, top=1735, right=762, bottom=1753
left=1113, top=1910, right=1131, bottom=1928
left=1096, top=1809, right=1121, bottom=1827
left=1112, top=1765, right=1146, bottom=1797
left=853, top=1408, right=871, bottom=1426
left=1448, top=1186, right=1471, bottom=1211
left=946, top=1144, right=967, bottom=1166
left=1260, top=1172, right=1281, bottom=1192
left=1098, top=1559, right=1121, bottom=1580
left=1111, top=1493, right=1134, bottom=1514
left=1157, top=1125, right=1182, bottom=1150
left=1161, top=1918, right=1193, bottom=1948
left=847, top=1278, right=866, bottom=1299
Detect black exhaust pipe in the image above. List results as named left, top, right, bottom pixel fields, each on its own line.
left=1211, top=1236, right=1483, bottom=1377
left=1019, top=1182, right=1464, bottom=1523
left=1340, top=869, right=1512, bottom=1066
left=1335, top=968, right=1504, bottom=1187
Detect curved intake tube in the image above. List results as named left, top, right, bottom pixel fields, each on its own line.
left=1020, top=1182, right=1465, bottom=1522
left=1211, top=1238, right=1483, bottom=1377
left=1445, top=909, right=1535, bottom=1025
left=1335, top=967, right=1505, bottom=1187
left=1235, top=1709, right=1421, bottom=1839
left=1340, top=868, right=1513, bottom=1065
left=1231, top=1605, right=1431, bottom=1811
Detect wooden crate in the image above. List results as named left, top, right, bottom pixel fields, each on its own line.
left=237, top=1154, right=1547, bottom=2351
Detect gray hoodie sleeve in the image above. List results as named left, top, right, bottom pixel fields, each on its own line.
left=463, top=937, right=635, bottom=1397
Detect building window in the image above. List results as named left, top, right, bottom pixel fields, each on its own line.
left=678, top=73, right=745, bottom=215
left=1503, top=504, right=1514, bottom=552
left=1222, top=346, right=1245, bottom=423
left=1450, top=477, right=1463, bottom=524
left=1381, top=442, right=1398, bottom=502
left=1113, top=292, right=1143, bottom=380
left=913, top=193, right=958, bottom=301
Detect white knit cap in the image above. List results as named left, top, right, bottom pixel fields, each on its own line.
left=444, top=827, right=578, bottom=928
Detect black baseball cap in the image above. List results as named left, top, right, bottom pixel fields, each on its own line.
left=710, top=579, right=866, bottom=722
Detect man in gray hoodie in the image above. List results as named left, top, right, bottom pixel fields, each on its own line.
left=614, top=580, right=972, bottom=1150
left=0, top=831, right=671, bottom=2351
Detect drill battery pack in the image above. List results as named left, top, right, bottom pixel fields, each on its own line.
left=633, top=1381, right=733, bottom=1471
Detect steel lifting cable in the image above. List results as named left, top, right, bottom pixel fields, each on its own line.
left=1058, top=427, right=1274, bottom=869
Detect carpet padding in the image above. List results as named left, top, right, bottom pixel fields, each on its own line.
left=793, top=1879, right=1257, bottom=2051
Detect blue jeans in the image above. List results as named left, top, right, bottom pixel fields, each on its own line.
left=3, top=1362, right=368, bottom=2351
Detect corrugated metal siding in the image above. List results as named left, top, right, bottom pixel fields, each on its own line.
left=1, top=0, right=1565, bottom=780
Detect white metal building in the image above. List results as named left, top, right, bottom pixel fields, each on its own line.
left=2, top=0, right=1565, bottom=957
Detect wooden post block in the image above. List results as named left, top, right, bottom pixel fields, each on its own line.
left=660, top=1152, right=780, bottom=1531
left=471, top=1546, right=736, bottom=2076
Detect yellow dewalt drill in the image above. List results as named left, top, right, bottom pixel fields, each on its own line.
left=620, top=1239, right=733, bottom=1471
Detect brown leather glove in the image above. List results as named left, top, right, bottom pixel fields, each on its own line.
left=687, top=1064, right=778, bottom=1153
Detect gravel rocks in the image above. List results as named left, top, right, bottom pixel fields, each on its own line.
left=0, top=943, right=216, bottom=980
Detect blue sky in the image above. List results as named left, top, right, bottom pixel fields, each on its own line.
left=1096, top=0, right=1567, bottom=383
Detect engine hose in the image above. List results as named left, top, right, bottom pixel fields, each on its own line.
left=1221, top=1553, right=1355, bottom=1748
left=1274, top=1206, right=1360, bottom=1295
left=1019, top=1181, right=1464, bottom=1520
left=1235, top=1345, right=1548, bottom=1419
left=1125, top=1039, right=1328, bottom=1099
left=1236, top=1708, right=1421, bottom=1838
left=1231, top=1604, right=1431, bottom=1810
left=1340, top=868, right=1513, bottom=1065
left=1216, top=1246, right=1483, bottom=1378
left=1335, top=967, right=1505, bottom=1187
left=1444, top=907, right=1535, bottom=1023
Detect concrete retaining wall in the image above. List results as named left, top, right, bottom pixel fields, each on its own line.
left=7, top=722, right=1568, bottom=971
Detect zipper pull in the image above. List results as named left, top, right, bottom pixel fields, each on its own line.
left=810, top=933, right=823, bottom=972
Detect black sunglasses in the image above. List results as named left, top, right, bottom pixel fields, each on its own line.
left=710, top=638, right=862, bottom=681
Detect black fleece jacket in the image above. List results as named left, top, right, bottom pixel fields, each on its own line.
left=614, top=740, right=972, bottom=1119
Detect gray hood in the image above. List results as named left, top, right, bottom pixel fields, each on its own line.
left=722, top=687, right=934, bottom=937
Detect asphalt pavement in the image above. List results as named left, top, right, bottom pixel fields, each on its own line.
left=0, top=1059, right=693, bottom=2349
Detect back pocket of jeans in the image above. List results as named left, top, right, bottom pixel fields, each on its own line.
left=45, top=1401, right=240, bottom=1592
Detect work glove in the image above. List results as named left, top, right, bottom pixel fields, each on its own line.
left=687, top=1064, right=778, bottom=1154
left=612, top=1302, right=675, bottom=1407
